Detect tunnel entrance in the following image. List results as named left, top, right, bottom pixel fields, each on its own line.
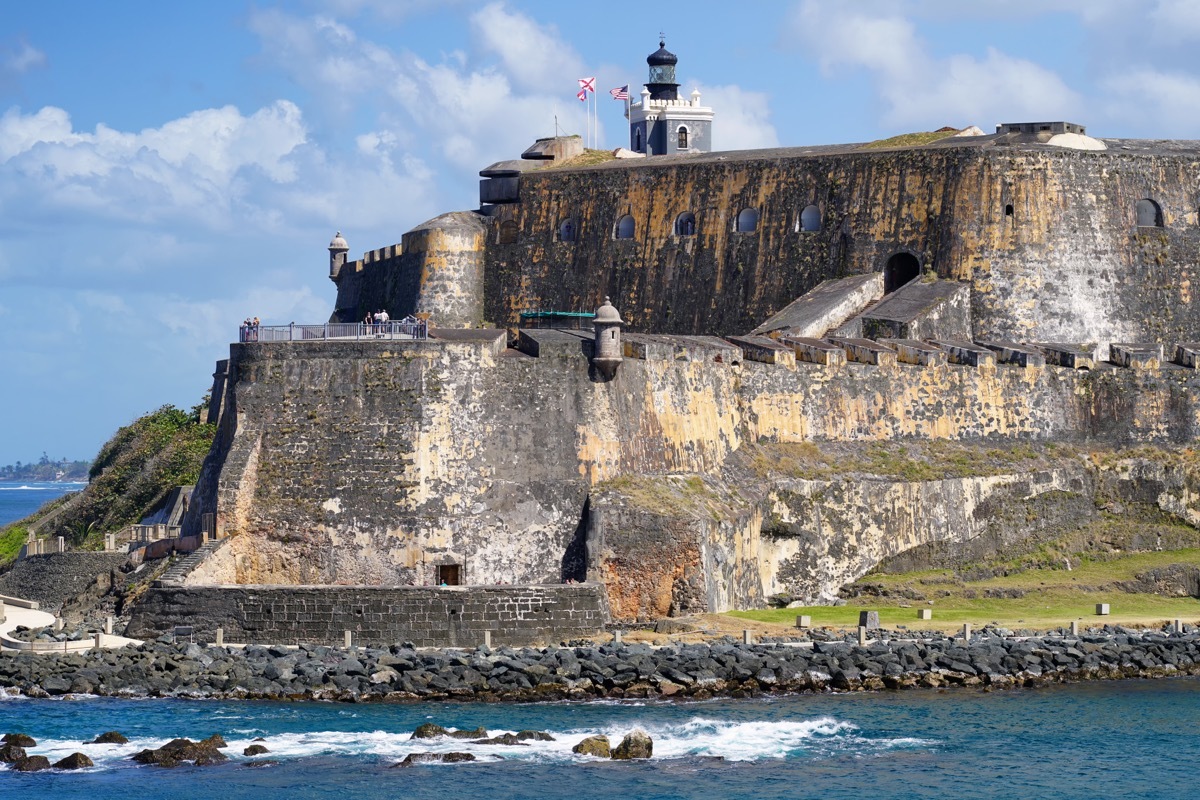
left=884, top=252, right=921, bottom=293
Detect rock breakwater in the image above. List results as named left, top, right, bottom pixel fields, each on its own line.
left=2, top=628, right=1198, bottom=702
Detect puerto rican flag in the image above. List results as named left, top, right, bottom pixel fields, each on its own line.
left=609, top=85, right=630, bottom=100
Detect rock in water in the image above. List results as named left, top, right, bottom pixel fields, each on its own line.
left=470, top=733, right=528, bottom=746
left=393, top=752, right=477, bottom=767
left=572, top=735, right=611, bottom=758
left=0, top=743, right=27, bottom=763
left=611, top=729, right=653, bottom=760
left=410, top=723, right=488, bottom=740
left=2, top=733, right=36, bottom=748
left=53, top=753, right=95, bottom=770
left=131, top=737, right=230, bottom=768
left=91, top=731, right=129, bottom=744
left=243, top=744, right=270, bottom=756
left=13, top=755, right=52, bottom=772
left=515, top=730, right=555, bottom=742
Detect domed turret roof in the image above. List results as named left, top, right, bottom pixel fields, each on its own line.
left=329, top=231, right=349, bottom=251
left=647, top=40, right=677, bottom=67
left=593, top=297, right=623, bottom=325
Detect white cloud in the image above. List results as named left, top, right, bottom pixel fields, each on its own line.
left=786, top=0, right=1081, bottom=129
left=1102, top=68, right=1200, bottom=135
left=470, top=2, right=584, bottom=93
left=694, top=84, right=779, bottom=151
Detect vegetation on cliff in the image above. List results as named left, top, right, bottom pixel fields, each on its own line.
left=0, top=402, right=216, bottom=563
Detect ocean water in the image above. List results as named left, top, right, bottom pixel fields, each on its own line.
left=1, top=678, right=1198, bottom=799
left=0, top=481, right=85, bottom=527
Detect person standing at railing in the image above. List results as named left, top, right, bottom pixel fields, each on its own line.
left=363, top=312, right=372, bottom=336
left=375, top=308, right=389, bottom=335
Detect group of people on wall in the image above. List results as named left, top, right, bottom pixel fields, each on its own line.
left=239, top=316, right=261, bottom=342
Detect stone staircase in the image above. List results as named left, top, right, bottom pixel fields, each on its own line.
left=154, top=539, right=228, bottom=587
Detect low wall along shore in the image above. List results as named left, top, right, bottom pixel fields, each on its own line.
left=2, top=628, right=1197, bottom=702
left=124, top=584, right=608, bottom=648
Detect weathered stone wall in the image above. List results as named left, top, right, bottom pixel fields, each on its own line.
left=124, top=584, right=607, bottom=647
left=180, top=334, right=1200, bottom=615
left=0, top=553, right=130, bottom=611
left=481, top=143, right=1200, bottom=349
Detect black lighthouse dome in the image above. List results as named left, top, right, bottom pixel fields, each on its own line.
left=645, top=38, right=680, bottom=100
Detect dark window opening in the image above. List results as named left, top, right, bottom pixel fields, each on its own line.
left=1136, top=198, right=1163, bottom=228
left=884, top=252, right=921, bottom=293
left=1005, top=204, right=1014, bottom=217
left=437, top=564, right=461, bottom=586
left=635, top=128, right=642, bottom=151
left=615, top=214, right=635, bottom=239
left=677, top=126, right=689, bottom=150
left=675, top=211, right=696, bottom=236
left=735, top=207, right=759, bottom=233
left=498, top=220, right=518, bottom=244
left=800, top=204, right=821, bottom=232
left=559, top=219, right=576, bottom=242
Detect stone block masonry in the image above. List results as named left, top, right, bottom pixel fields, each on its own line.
left=125, top=584, right=608, bottom=648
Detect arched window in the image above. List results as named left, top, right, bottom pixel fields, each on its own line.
left=883, top=252, right=921, bottom=293
left=800, top=204, right=821, bottom=232
left=559, top=219, right=577, bottom=242
left=735, top=208, right=759, bottom=233
left=1005, top=204, right=1014, bottom=218
left=674, top=211, right=696, bottom=236
left=1137, top=198, right=1163, bottom=228
left=498, top=220, right=518, bottom=244
left=615, top=215, right=635, bottom=239
left=677, top=126, right=689, bottom=150
left=634, top=128, right=642, bottom=152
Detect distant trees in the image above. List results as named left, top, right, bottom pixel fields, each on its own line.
left=0, top=453, right=90, bottom=482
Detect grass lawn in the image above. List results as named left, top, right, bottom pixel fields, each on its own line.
left=727, top=548, right=1200, bottom=633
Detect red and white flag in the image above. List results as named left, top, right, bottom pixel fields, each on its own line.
left=577, top=88, right=587, bottom=102
left=578, top=76, right=596, bottom=94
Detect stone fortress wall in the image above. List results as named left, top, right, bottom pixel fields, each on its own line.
left=332, top=137, right=1200, bottom=355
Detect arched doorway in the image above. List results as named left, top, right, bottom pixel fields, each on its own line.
left=884, top=252, right=921, bottom=293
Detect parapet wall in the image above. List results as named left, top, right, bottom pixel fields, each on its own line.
left=125, top=583, right=607, bottom=647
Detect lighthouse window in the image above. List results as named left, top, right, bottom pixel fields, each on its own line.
left=677, top=126, right=689, bottom=150
left=615, top=215, right=636, bottom=239
left=735, top=208, right=759, bottom=233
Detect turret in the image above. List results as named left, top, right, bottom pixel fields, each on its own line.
left=591, top=297, right=624, bottom=378
left=328, top=231, right=349, bottom=282
left=645, top=38, right=679, bottom=101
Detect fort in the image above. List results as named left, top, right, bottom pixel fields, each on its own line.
left=119, top=41, right=1200, bottom=644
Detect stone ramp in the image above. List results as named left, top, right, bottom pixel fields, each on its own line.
left=752, top=273, right=883, bottom=339
left=860, top=279, right=971, bottom=340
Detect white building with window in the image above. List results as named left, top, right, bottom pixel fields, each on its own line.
left=628, top=39, right=714, bottom=156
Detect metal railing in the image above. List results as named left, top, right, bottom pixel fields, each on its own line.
left=518, top=310, right=596, bottom=330
left=239, top=318, right=428, bottom=343
left=129, top=524, right=182, bottom=544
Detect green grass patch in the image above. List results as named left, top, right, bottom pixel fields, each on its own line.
left=861, top=130, right=959, bottom=150
left=537, top=149, right=617, bottom=170
left=0, top=524, right=28, bottom=564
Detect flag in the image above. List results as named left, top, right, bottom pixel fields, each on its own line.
left=577, top=88, right=587, bottom=102
left=609, top=85, right=629, bottom=100
left=578, top=76, right=596, bottom=94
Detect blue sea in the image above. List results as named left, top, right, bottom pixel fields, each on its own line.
left=1, top=678, right=1198, bottom=799
left=0, top=481, right=85, bottom=527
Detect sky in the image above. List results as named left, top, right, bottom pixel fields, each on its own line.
left=2, top=0, right=1200, bottom=466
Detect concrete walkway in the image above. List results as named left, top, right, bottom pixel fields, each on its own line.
left=0, top=597, right=142, bottom=652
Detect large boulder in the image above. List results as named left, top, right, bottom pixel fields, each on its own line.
left=91, top=731, right=130, bottom=744
left=131, top=736, right=229, bottom=768
left=243, top=744, right=270, bottom=756
left=53, top=753, right=95, bottom=770
left=0, top=743, right=27, bottom=763
left=516, top=730, right=555, bottom=742
left=572, top=735, right=611, bottom=758
left=470, top=733, right=528, bottom=746
left=611, top=729, right=653, bottom=760
left=2, top=733, right=36, bottom=747
left=12, top=755, right=52, bottom=772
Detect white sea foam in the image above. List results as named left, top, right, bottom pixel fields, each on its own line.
left=25, top=718, right=936, bottom=771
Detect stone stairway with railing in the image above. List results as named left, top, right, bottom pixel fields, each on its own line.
left=154, top=538, right=228, bottom=587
